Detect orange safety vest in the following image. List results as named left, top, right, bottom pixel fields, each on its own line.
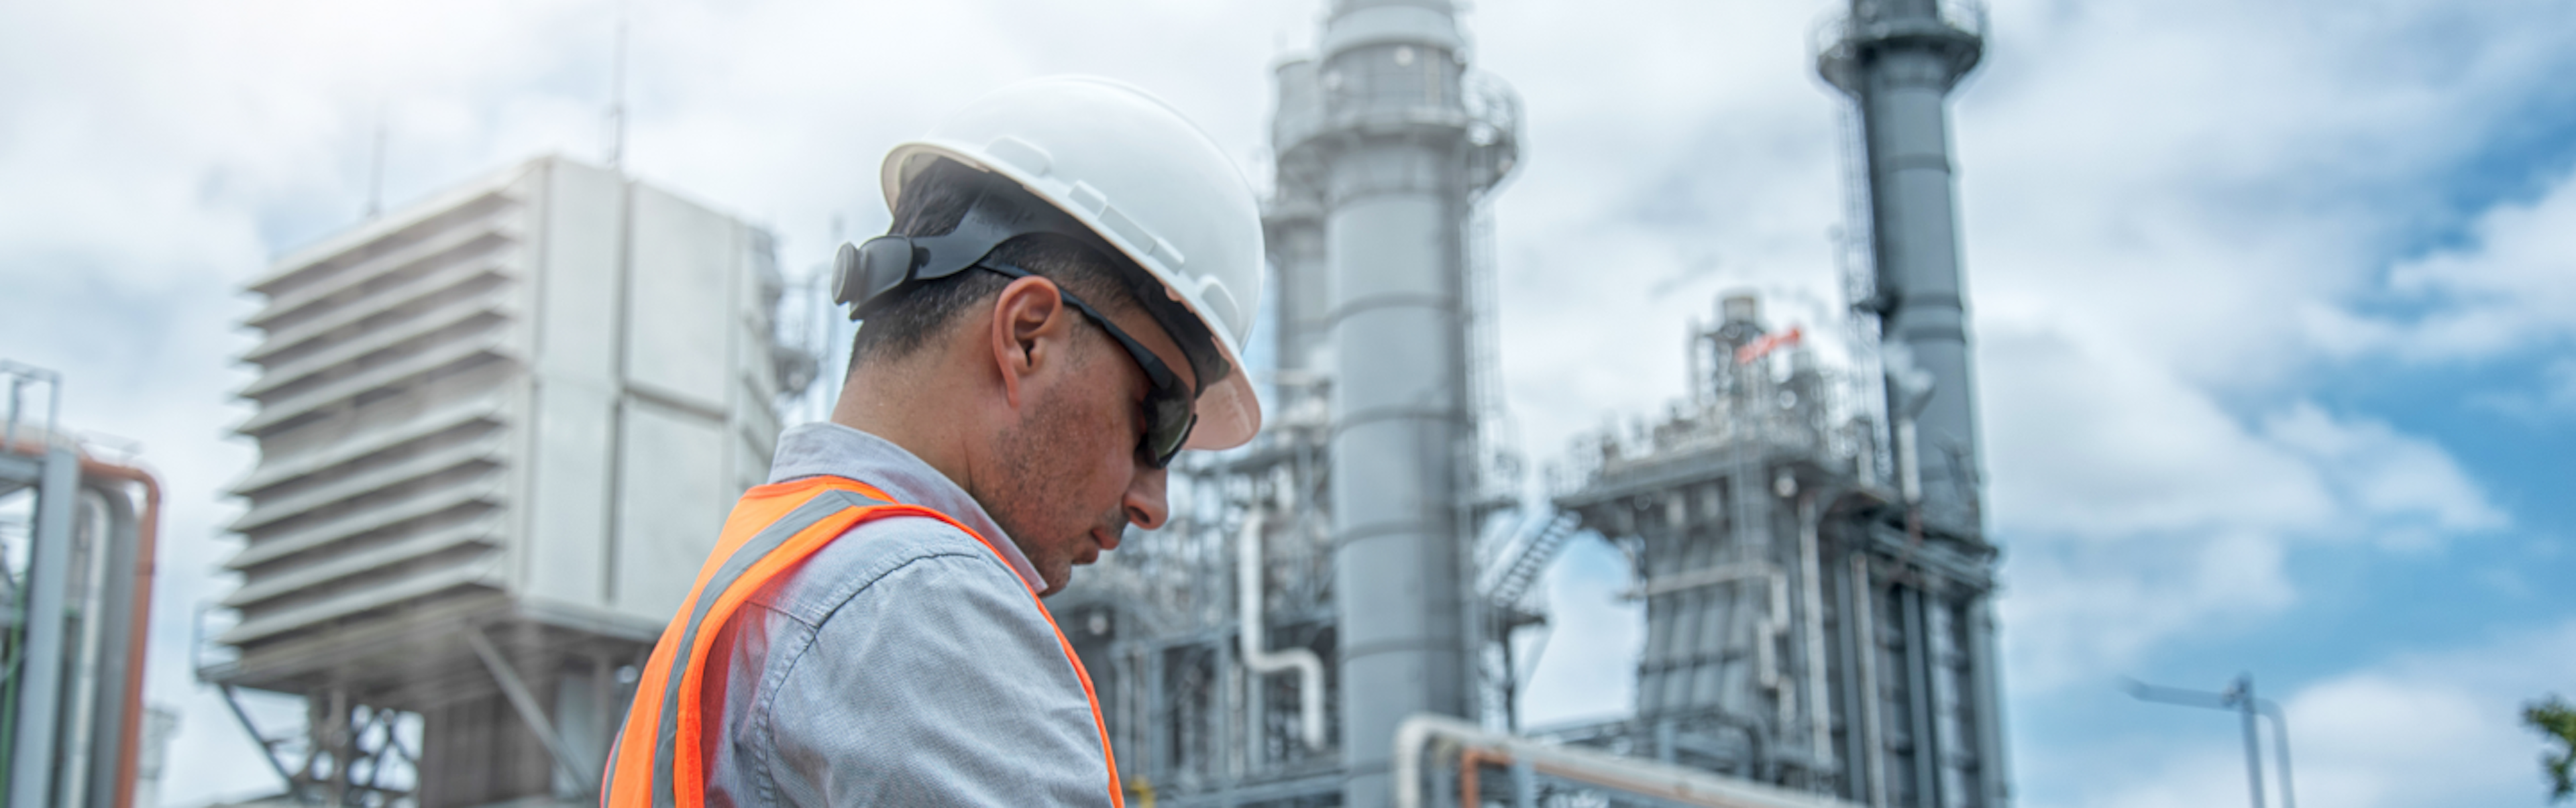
left=601, top=475, right=1124, bottom=807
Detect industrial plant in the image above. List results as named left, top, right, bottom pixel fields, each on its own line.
left=1057, top=0, right=2004, bottom=805
left=170, top=0, right=2010, bottom=805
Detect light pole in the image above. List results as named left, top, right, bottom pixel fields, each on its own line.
left=2125, top=673, right=2297, bottom=808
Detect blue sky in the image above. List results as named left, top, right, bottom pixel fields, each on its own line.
left=3, top=0, right=2572, bottom=805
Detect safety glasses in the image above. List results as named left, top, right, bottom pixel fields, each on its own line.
left=975, top=259, right=1197, bottom=469
left=837, top=182, right=1214, bottom=469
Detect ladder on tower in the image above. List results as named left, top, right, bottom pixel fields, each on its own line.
left=1485, top=512, right=1581, bottom=609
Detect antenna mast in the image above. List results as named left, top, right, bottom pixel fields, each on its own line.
left=605, top=0, right=629, bottom=171
left=366, top=105, right=387, bottom=220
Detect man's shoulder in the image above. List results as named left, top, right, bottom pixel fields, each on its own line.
left=749, top=506, right=1029, bottom=628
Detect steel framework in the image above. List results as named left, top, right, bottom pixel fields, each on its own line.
left=1548, top=294, right=2005, bottom=807
left=1, top=362, right=164, bottom=808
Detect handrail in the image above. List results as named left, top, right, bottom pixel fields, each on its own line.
left=1394, top=713, right=1864, bottom=808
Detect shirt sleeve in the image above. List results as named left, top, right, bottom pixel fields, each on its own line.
left=754, top=542, right=1114, bottom=807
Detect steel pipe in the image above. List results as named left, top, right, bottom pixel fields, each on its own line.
left=1393, top=713, right=1862, bottom=808
left=1238, top=510, right=1328, bottom=750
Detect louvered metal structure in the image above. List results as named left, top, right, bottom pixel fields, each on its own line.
left=209, top=156, right=800, bottom=807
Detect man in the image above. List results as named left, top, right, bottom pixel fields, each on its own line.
left=602, top=77, right=1264, bottom=807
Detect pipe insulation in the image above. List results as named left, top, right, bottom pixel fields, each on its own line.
left=1798, top=492, right=1833, bottom=768
left=1237, top=510, right=1329, bottom=750
left=1392, top=713, right=1865, bottom=808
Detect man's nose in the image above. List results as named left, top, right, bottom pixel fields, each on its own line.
left=1122, top=465, right=1171, bottom=534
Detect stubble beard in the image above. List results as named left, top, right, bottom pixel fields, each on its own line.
left=981, top=356, right=1122, bottom=595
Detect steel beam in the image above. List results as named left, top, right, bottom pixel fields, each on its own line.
left=464, top=626, right=594, bottom=794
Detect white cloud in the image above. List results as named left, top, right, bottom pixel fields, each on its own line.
left=1517, top=536, right=1644, bottom=728
left=2472, top=357, right=2576, bottom=421
left=2000, top=528, right=2296, bottom=693
left=1964, top=0, right=2576, bottom=392
left=1943, top=0, right=2571, bottom=695
left=1984, top=318, right=2508, bottom=687
left=2260, top=402, right=2508, bottom=536
left=2072, top=618, right=2576, bottom=808
left=2335, top=164, right=2576, bottom=363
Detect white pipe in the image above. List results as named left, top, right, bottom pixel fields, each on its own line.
left=1798, top=493, right=1833, bottom=770
left=1854, top=421, right=1878, bottom=486
left=1765, top=566, right=1792, bottom=730
left=1688, top=319, right=1707, bottom=410
left=1391, top=713, right=1866, bottom=808
left=1852, top=555, right=1887, bottom=808
left=1625, top=562, right=1782, bottom=600
left=61, top=492, right=116, bottom=808
left=1895, top=418, right=1922, bottom=506
left=1238, top=510, right=1327, bottom=749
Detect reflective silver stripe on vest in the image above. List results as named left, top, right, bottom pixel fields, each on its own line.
left=647, top=488, right=890, bottom=808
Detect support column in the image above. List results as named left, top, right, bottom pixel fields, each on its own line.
left=1329, top=141, right=1471, bottom=806
left=1286, top=2, right=1517, bottom=803
left=9, top=447, right=81, bottom=808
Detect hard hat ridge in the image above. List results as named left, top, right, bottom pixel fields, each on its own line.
left=877, top=75, right=1267, bottom=451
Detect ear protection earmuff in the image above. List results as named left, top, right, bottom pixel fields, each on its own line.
left=833, top=184, right=1233, bottom=392
left=831, top=187, right=1109, bottom=321
left=830, top=237, right=925, bottom=317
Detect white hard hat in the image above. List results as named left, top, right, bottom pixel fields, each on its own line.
left=883, top=76, right=1267, bottom=451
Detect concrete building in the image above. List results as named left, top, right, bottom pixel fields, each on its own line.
left=208, top=156, right=805, bottom=806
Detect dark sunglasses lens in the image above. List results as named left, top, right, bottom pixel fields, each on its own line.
left=1142, top=398, right=1195, bottom=468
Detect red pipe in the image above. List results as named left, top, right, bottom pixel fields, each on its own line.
left=1460, top=747, right=1509, bottom=807
left=81, top=455, right=159, bottom=808
left=7, top=439, right=161, bottom=808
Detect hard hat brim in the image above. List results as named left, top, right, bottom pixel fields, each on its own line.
left=883, top=140, right=1263, bottom=451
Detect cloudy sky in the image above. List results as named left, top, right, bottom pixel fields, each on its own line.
left=5, top=0, right=2574, bottom=805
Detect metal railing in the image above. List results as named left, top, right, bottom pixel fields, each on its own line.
left=1811, top=0, right=1987, bottom=56
left=1, top=361, right=62, bottom=452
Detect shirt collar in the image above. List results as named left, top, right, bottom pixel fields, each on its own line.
left=766, top=422, right=1043, bottom=592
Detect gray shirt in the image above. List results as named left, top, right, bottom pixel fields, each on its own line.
left=702, top=422, right=1116, bottom=807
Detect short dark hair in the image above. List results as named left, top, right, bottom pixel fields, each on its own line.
left=845, top=159, right=1142, bottom=373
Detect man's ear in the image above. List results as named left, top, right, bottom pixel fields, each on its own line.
left=987, top=276, right=1077, bottom=410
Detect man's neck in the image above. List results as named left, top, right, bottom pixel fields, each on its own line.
left=831, top=361, right=977, bottom=495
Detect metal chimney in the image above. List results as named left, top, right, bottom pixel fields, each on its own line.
left=1822, top=3, right=2013, bottom=806
left=1273, top=0, right=1522, bottom=803
left=1821, top=0, right=1990, bottom=536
